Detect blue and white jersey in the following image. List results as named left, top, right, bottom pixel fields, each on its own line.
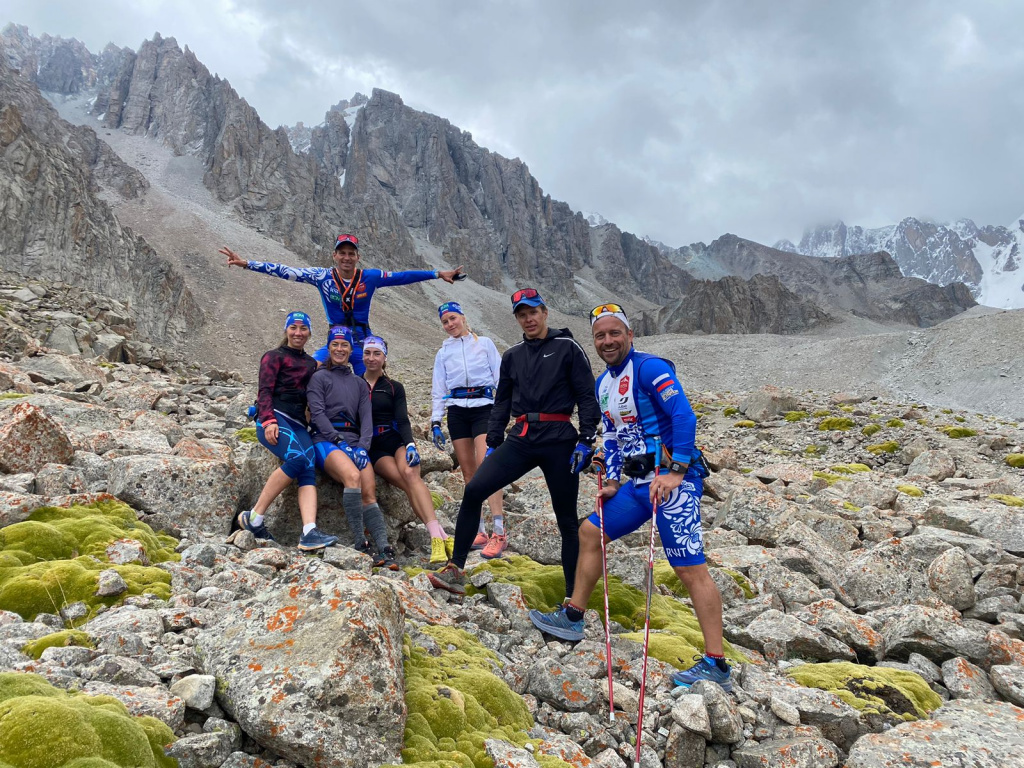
left=596, top=348, right=698, bottom=485
left=245, top=261, right=436, bottom=337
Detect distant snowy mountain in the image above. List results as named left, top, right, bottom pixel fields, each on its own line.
left=582, top=211, right=609, bottom=227
left=779, top=217, right=1023, bottom=309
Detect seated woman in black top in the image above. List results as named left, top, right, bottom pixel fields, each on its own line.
left=361, top=335, right=452, bottom=565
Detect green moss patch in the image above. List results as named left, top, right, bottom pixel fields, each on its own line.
left=783, top=411, right=808, bottom=422
left=723, top=407, right=739, bottom=417
left=733, top=420, right=756, bottom=428
left=861, top=424, right=882, bottom=437
left=817, top=417, right=855, bottom=432
left=233, top=427, right=258, bottom=443
left=865, top=441, right=900, bottom=455
left=473, top=556, right=745, bottom=667
left=830, top=464, right=871, bottom=475
left=813, top=471, right=847, bottom=486
left=989, top=494, right=1024, bottom=508
left=387, top=626, right=569, bottom=768
left=786, top=662, right=941, bottom=723
left=0, top=672, right=177, bottom=768
left=838, top=405, right=855, bottom=413
left=22, top=630, right=94, bottom=660
left=803, top=445, right=826, bottom=456
left=885, top=419, right=904, bottom=428
left=0, top=500, right=177, bottom=622
left=897, top=484, right=924, bottom=497
left=1005, top=454, right=1024, bottom=469
left=939, top=426, right=977, bottom=439
left=0, top=393, right=28, bottom=401
left=812, top=410, right=831, bottom=418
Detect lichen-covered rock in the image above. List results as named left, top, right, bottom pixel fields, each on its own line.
left=990, top=665, right=1024, bottom=706
left=195, top=561, right=406, bottom=768
left=165, top=730, right=235, bottom=768
left=880, top=604, right=990, bottom=665
left=732, top=609, right=856, bottom=661
left=527, top=657, right=599, bottom=713
left=926, top=546, right=976, bottom=610
left=107, top=454, right=240, bottom=530
left=845, top=699, right=1024, bottom=768
left=732, top=736, right=841, bottom=768
left=0, top=671, right=177, bottom=768
left=663, top=723, right=705, bottom=768
left=21, top=628, right=93, bottom=659
left=741, top=386, right=799, bottom=423
left=170, top=673, right=216, bottom=710
left=81, top=680, right=186, bottom=731
left=940, top=657, right=996, bottom=700
left=0, top=401, right=74, bottom=473
left=484, top=739, right=541, bottom=768
left=924, top=503, right=1024, bottom=555
left=838, top=538, right=934, bottom=608
left=907, top=449, right=956, bottom=481
left=690, top=680, right=743, bottom=744
left=791, top=599, right=884, bottom=660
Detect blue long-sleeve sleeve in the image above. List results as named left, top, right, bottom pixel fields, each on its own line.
left=636, top=357, right=696, bottom=463
left=370, top=268, right=437, bottom=287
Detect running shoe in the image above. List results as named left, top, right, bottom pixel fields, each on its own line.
left=237, top=510, right=275, bottom=542
left=427, top=563, right=466, bottom=595
left=430, top=537, right=448, bottom=565
left=529, top=607, right=584, bottom=642
left=481, top=533, right=508, bottom=559
left=471, top=532, right=489, bottom=550
left=672, top=656, right=732, bottom=693
left=375, top=546, right=400, bottom=571
left=297, top=527, right=338, bottom=551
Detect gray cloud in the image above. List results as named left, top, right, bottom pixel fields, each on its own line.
left=7, top=0, right=1024, bottom=246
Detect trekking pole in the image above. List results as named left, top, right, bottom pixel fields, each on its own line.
left=597, top=469, right=615, bottom=724
left=634, top=437, right=661, bottom=768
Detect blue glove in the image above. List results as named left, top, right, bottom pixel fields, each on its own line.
left=431, top=424, right=446, bottom=450
left=352, top=447, right=370, bottom=470
left=406, top=443, right=421, bottom=467
left=484, top=446, right=494, bottom=459
left=569, top=442, right=595, bottom=474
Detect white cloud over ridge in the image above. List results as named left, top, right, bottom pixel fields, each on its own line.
left=7, top=0, right=1024, bottom=248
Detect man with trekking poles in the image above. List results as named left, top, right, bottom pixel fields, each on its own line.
left=530, top=302, right=731, bottom=696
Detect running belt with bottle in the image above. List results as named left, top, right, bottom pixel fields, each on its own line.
left=430, top=334, right=503, bottom=423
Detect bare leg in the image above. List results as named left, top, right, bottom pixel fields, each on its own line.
left=674, top=564, right=725, bottom=656
left=375, top=453, right=439, bottom=526
left=360, top=462, right=377, bottom=505
left=297, top=485, right=318, bottom=527
left=252, top=468, right=293, bottom=515
left=569, top=520, right=608, bottom=608
left=474, top=433, right=503, bottom=520
left=453, top=437, right=478, bottom=485
left=322, top=451, right=360, bottom=488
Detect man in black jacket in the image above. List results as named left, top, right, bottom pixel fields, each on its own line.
left=429, top=288, right=601, bottom=596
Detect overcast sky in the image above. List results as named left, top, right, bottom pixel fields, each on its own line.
left=7, top=1, right=1024, bottom=247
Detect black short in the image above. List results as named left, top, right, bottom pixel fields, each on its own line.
left=369, top=431, right=405, bottom=464
left=447, top=405, right=492, bottom=441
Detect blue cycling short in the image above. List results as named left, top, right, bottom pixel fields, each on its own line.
left=587, top=477, right=705, bottom=567
left=313, top=434, right=361, bottom=470
left=256, top=411, right=316, bottom=487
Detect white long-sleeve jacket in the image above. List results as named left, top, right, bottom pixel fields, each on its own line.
left=431, top=334, right=502, bottom=424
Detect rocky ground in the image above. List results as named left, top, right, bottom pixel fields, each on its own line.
left=1, top=269, right=1024, bottom=768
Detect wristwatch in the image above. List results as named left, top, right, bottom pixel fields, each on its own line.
left=668, top=461, right=688, bottom=475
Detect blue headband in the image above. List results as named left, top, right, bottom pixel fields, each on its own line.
left=327, top=325, right=353, bottom=347
left=284, top=311, right=312, bottom=332
left=438, top=301, right=464, bottom=320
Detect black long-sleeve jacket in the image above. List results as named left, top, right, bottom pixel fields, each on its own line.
left=486, top=328, right=600, bottom=448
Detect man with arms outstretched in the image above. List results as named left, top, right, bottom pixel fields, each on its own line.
left=530, top=302, right=731, bottom=691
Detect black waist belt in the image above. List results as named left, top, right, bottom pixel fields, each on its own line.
left=623, top=453, right=663, bottom=479
left=449, top=386, right=495, bottom=400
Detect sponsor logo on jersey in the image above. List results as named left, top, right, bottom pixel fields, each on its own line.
left=600, top=392, right=610, bottom=409
left=619, top=376, right=630, bottom=395
left=660, top=386, right=679, bottom=401
left=621, top=414, right=637, bottom=423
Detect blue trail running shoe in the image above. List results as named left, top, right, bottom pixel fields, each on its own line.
left=529, top=607, right=585, bottom=642
left=672, top=656, right=732, bottom=693
left=237, top=510, right=275, bottom=542
left=297, top=527, right=339, bottom=551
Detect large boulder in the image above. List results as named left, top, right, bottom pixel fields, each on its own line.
left=845, top=700, right=1024, bottom=768
left=196, top=561, right=405, bottom=768
left=926, top=547, right=976, bottom=611
left=0, top=401, right=74, bottom=473
left=740, top=386, right=799, bottom=422
left=838, top=538, right=934, bottom=609
left=924, top=504, right=1024, bottom=555
left=906, top=450, right=956, bottom=481
left=880, top=604, right=990, bottom=666
left=107, top=455, right=240, bottom=530
left=731, top=609, right=856, bottom=662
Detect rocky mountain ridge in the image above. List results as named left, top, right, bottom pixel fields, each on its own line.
left=1, top=23, right=979, bottom=348
left=777, top=216, right=1024, bottom=310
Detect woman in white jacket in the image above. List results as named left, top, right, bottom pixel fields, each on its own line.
left=430, top=302, right=507, bottom=558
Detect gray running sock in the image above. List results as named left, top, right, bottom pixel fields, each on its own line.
left=343, top=488, right=364, bottom=547
left=362, top=503, right=390, bottom=552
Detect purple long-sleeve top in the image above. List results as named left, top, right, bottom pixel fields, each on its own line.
left=306, top=364, right=373, bottom=450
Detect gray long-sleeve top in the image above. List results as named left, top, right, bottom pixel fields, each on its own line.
left=306, top=364, right=373, bottom=450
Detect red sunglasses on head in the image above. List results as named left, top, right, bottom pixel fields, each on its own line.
left=335, top=234, right=359, bottom=248
left=511, top=288, right=540, bottom=304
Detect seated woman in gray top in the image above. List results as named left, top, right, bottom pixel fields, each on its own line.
left=306, top=325, right=398, bottom=569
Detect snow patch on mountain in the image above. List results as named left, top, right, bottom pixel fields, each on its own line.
left=582, top=211, right=608, bottom=227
